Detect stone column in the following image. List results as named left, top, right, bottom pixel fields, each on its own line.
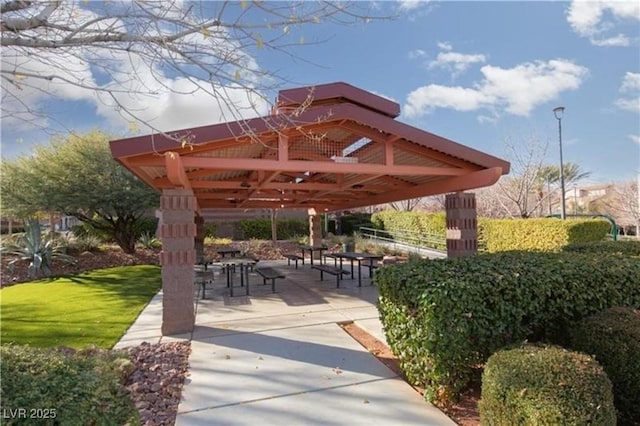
left=194, top=215, right=205, bottom=263
left=308, top=209, right=323, bottom=260
left=158, top=189, right=196, bottom=335
left=445, top=192, right=478, bottom=258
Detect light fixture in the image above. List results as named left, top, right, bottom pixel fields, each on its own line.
left=553, top=106, right=566, bottom=220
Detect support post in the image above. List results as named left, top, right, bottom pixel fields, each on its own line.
left=194, top=215, right=205, bottom=263
left=308, top=208, right=323, bottom=260
left=158, top=189, right=197, bottom=335
left=445, top=192, right=478, bottom=258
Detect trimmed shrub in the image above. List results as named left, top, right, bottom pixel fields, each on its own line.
left=568, top=307, right=640, bottom=424
left=339, top=212, right=372, bottom=235
left=370, top=210, right=447, bottom=250
left=480, top=344, right=616, bottom=425
left=376, top=251, right=640, bottom=406
left=1, top=344, right=138, bottom=425
left=563, top=240, right=640, bottom=257
left=371, top=210, right=608, bottom=252
left=237, top=218, right=307, bottom=240
left=481, top=218, right=609, bottom=252
left=204, top=223, right=217, bottom=238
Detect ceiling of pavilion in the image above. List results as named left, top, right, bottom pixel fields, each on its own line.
left=110, top=82, right=510, bottom=213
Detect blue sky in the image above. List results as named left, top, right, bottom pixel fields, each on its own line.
left=2, top=0, right=639, bottom=184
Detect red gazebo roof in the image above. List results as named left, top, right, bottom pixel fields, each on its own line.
left=110, top=82, right=509, bottom=213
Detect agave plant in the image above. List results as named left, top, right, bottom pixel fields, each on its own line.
left=1, top=219, right=75, bottom=278
left=137, top=232, right=161, bottom=249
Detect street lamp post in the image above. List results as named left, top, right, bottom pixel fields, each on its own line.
left=553, top=106, right=566, bottom=220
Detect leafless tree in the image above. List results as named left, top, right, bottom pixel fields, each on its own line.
left=606, top=180, right=640, bottom=238
left=1, top=1, right=388, bottom=144
left=495, top=134, right=550, bottom=218
left=389, top=197, right=425, bottom=212
left=474, top=184, right=514, bottom=218
left=490, top=133, right=590, bottom=219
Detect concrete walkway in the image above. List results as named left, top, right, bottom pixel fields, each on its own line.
left=116, top=260, right=455, bottom=425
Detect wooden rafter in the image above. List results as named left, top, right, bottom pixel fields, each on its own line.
left=111, top=82, right=510, bottom=213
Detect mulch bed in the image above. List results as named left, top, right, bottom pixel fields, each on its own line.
left=0, top=241, right=312, bottom=288
left=0, top=246, right=161, bottom=288
left=340, top=322, right=480, bottom=425
left=126, top=341, right=192, bottom=425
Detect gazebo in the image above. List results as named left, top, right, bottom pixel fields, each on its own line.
left=110, top=82, right=510, bottom=334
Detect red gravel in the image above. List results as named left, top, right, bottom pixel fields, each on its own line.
left=126, top=341, right=192, bottom=426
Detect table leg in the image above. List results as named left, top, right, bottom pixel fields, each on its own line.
left=228, top=267, right=234, bottom=296
left=245, top=266, right=250, bottom=296
left=357, top=260, right=362, bottom=287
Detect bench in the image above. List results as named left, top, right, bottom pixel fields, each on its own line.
left=255, top=267, right=285, bottom=293
left=322, top=253, right=339, bottom=266
left=194, top=270, right=214, bottom=299
left=311, top=264, right=351, bottom=288
left=283, top=253, right=304, bottom=268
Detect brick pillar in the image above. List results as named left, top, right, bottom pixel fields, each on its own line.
left=158, top=189, right=197, bottom=335
left=194, top=215, right=205, bottom=263
left=445, top=192, right=478, bottom=258
left=308, top=209, right=323, bottom=260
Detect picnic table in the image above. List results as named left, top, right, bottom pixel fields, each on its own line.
left=299, top=245, right=328, bottom=265
left=216, top=248, right=241, bottom=258
left=324, top=252, right=383, bottom=287
left=212, top=257, right=258, bottom=296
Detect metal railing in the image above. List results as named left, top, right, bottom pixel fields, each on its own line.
left=358, top=226, right=447, bottom=253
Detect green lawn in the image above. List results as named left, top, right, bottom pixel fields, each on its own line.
left=0, top=265, right=161, bottom=348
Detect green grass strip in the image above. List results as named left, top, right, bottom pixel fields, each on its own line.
left=1, top=265, right=161, bottom=349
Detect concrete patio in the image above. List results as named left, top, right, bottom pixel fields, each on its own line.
left=116, top=259, right=456, bottom=425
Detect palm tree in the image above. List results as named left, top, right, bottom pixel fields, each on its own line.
left=536, top=163, right=590, bottom=216
left=536, top=166, right=560, bottom=215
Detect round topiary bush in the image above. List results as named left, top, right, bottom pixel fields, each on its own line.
left=569, top=306, right=640, bottom=424
left=480, top=344, right=616, bottom=425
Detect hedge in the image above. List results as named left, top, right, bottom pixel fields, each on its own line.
left=563, top=240, right=640, bottom=257
left=376, top=251, right=640, bottom=406
left=1, top=344, right=137, bottom=425
left=482, top=218, right=610, bottom=252
left=568, top=307, right=640, bottom=424
left=479, top=344, right=615, bottom=425
left=237, top=218, right=307, bottom=240
left=371, top=210, right=609, bottom=253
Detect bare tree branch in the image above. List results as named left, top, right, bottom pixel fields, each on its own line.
left=1, top=0, right=391, bottom=147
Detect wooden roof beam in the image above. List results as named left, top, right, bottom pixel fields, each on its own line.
left=337, top=167, right=503, bottom=211
left=179, top=157, right=467, bottom=177
left=164, top=152, right=200, bottom=213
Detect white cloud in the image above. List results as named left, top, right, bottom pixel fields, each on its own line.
left=567, top=0, right=640, bottom=46
left=629, top=134, right=640, bottom=145
left=437, top=41, right=453, bottom=51
left=429, top=51, right=487, bottom=75
left=408, top=49, right=426, bottom=59
left=620, top=72, right=640, bottom=92
left=1, top=1, right=269, bottom=136
left=591, top=34, right=630, bottom=47
left=398, top=0, right=424, bottom=11
left=616, top=72, right=640, bottom=113
left=404, top=59, right=588, bottom=118
left=615, top=98, right=640, bottom=113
